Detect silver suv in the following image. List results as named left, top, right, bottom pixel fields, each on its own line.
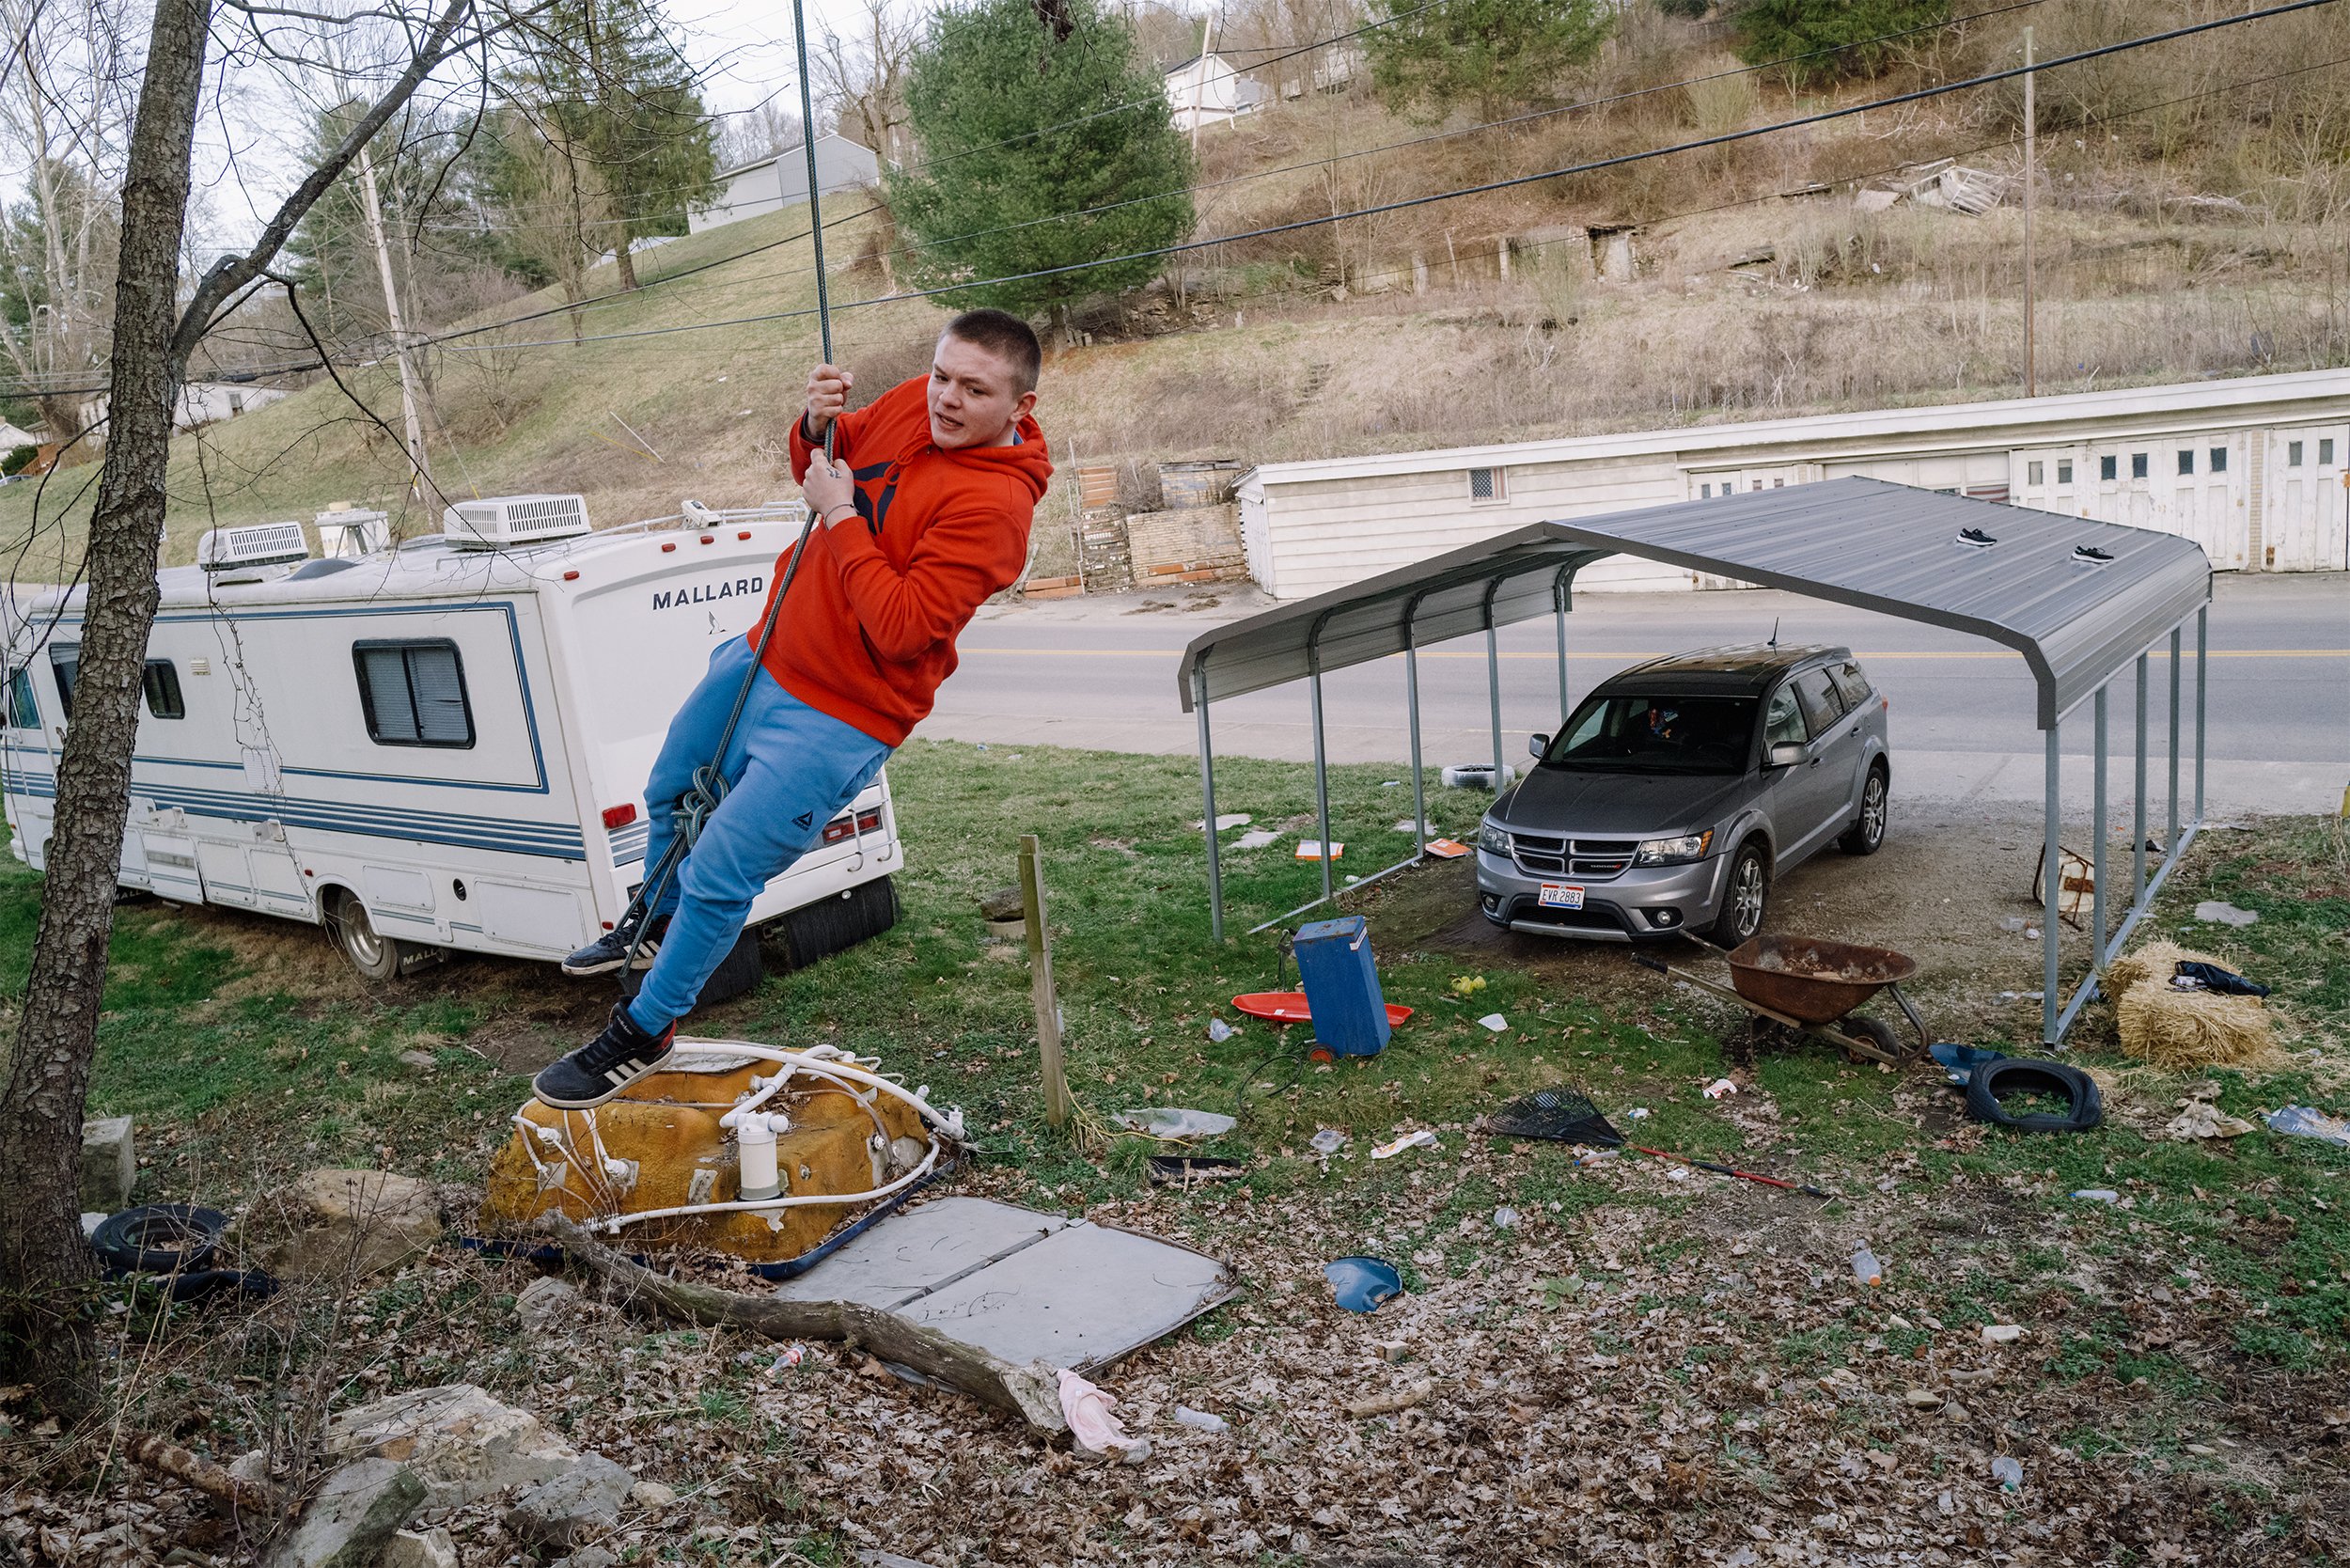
left=1476, top=644, right=1889, bottom=947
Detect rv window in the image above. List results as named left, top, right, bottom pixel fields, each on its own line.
left=7, top=666, right=37, bottom=729
left=48, top=643, right=78, bottom=719
left=142, top=659, right=185, bottom=720
left=353, top=639, right=475, bottom=748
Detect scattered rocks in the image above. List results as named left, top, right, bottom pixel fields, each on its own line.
left=323, top=1384, right=581, bottom=1509
left=552, top=1550, right=617, bottom=1568
left=248, top=1169, right=442, bottom=1279
left=259, top=1459, right=425, bottom=1568
left=626, top=1480, right=676, bottom=1510
left=79, top=1117, right=135, bottom=1213
left=978, top=885, right=1025, bottom=921
left=1903, top=1388, right=1942, bottom=1408
left=513, top=1275, right=578, bottom=1335
left=504, top=1455, right=634, bottom=1550
left=382, top=1527, right=457, bottom=1568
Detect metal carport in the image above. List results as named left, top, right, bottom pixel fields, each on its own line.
left=1177, top=476, right=2214, bottom=1046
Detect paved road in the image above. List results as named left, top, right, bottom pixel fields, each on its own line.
left=927, top=573, right=2350, bottom=815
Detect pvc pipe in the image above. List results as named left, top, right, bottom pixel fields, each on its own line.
left=599, top=1137, right=941, bottom=1232
left=669, top=1042, right=964, bottom=1137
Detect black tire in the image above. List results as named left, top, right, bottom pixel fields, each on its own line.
left=1704, top=842, right=1770, bottom=948
left=1840, top=761, right=1890, bottom=855
left=622, top=924, right=763, bottom=1012
left=772, top=875, right=901, bottom=972
left=1965, top=1058, right=2103, bottom=1133
left=1841, top=1015, right=1905, bottom=1063
left=329, top=891, right=400, bottom=981
left=90, top=1204, right=227, bottom=1276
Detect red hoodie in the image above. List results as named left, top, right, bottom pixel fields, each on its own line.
left=756, top=373, right=1052, bottom=746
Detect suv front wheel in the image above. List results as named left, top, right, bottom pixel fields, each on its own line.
left=1705, top=841, right=1769, bottom=948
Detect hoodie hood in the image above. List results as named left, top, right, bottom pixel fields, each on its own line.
left=899, top=410, right=1054, bottom=504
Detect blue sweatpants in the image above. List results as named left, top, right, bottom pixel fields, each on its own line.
left=627, top=636, right=890, bottom=1032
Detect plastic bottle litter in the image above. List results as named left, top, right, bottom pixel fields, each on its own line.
left=1998, top=917, right=2028, bottom=933
left=2266, top=1105, right=2350, bottom=1148
left=1493, top=1206, right=1521, bottom=1230
left=1625, top=1106, right=1652, bottom=1121
left=1205, top=1017, right=1234, bottom=1043
left=2071, top=1188, right=2120, bottom=1202
left=1171, top=1406, right=1230, bottom=1435
left=1851, top=1244, right=1884, bottom=1287
left=1310, top=1128, right=1349, bottom=1154
left=1990, top=1456, right=2023, bottom=1492
left=1701, top=1077, right=1739, bottom=1099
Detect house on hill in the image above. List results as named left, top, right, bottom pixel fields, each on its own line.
left=1165, top=53, right=1266, bottom=131
left=689, top=135, right=883, bottom=234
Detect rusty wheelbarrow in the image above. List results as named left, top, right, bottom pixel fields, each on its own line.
left=1634, top=933, right=1928, bottom=1067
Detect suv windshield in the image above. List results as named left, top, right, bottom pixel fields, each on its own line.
left=1543, top=693, right=1758, bottom=776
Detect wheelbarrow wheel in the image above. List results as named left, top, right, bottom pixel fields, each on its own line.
left=1839, top=1015, right=1905, bottom=1064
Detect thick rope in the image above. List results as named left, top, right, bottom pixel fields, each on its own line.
left=619, top=0, right=838, bottom=985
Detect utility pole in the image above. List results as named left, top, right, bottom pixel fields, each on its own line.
left=2022, top=24, right=2037, bottom=398
left=1191, top=9, right=1217, bottom=155
left=353, top=138, right=434, bottom=504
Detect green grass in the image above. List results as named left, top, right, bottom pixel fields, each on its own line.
left=4, top=740, right=2345, bottom=1403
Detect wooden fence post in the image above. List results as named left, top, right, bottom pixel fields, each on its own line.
left=1018, top=835, right=1073, bottom=1128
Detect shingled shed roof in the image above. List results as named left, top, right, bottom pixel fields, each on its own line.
left=1177, top=476, right=2212, bottom=728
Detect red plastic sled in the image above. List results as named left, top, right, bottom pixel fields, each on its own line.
left=1230, top=991, right=1413, bottom=1028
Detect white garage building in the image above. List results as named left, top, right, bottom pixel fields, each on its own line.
left=1235, top=368, right=2350, bottom=598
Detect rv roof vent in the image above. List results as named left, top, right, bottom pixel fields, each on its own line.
left=196, top=521, right=309, bottom=572
left=316, top=507, right=390, bottom=558
left=443, top=494, right=590, bottom=549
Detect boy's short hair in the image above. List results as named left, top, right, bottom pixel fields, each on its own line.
left=942, top=308, right=1042, bottom=395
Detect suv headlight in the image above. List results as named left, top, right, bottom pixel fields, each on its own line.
left=1633, top=830, right=1714, bottom=866
left=1478, top=822, right=1511, bottom=855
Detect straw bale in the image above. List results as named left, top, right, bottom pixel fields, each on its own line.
left=2104, top=940, right=2227, bottom=997
left=2114, top=979, right=2284, bottom=1071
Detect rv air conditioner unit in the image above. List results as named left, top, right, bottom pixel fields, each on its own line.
left=316, top=507, right=390, bottom=558
left=442, top=494, right=591, bottom=549
left=196, top=521, right=310, bottom=572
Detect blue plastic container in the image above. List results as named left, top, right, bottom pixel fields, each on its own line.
left=1292, top=915, right=1391, bottom=1058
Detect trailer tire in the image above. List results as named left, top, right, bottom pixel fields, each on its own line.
left=328, top=890, right=400, bottom=981
left=621, top=925, right=762, bottom=1013
left=772, top=875, right=900, bottom=972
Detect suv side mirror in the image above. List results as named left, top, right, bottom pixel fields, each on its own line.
left=1528, top=732, right=1549, bottom=758
left=1765, top=741, right=1807, bottom=768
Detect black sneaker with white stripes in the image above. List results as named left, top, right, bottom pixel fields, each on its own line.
left=531, top=1002, right=678, bottom=1110
left=561, top=909, right=666, bottom=976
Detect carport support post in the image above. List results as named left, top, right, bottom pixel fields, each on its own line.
left=2133, top=653, right=2149, bottom=902
left=2042, top=726, right=2061, bottom=1045
left=1405, top=634, right=1426, bottom=851
left=2167, top=625, right=2182, bottom=849
left=2092, top=687, right=2108, bottom=974
left=1193, top=664, right=1223, bottom=941
left=2194, top=607, right=2207, bottom=821
left=1485, top=624, right=1504, bottom=787
left=1553, top=582, right=1571, bottom=722
left=1309, top=657, right=1334, bottom=907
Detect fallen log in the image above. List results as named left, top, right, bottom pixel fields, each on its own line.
left=541, top=1217, right=1068, bottom=1436
left=122, top=1431, right=282, bottom=1515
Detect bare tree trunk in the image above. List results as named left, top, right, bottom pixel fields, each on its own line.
left=0, top=0, right=211, bottom=1418
left=614, top=237, right=637, bottom=290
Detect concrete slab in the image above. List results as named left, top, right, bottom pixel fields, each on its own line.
left=770, top=1197, right=1066, bottom=1310
left=890, top=1219, right=1233, bottom=1372
left=776, top=1197, right=1234, bottom=1371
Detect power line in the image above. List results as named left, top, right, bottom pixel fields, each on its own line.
left=418, top=0, right=2060, bottom=350
left=491, top=0, right=2061, bottom=333
left=425, top=0, right=2342, bottom=354
left=0, top=0, right=2331, bottom=395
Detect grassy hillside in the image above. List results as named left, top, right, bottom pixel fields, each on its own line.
left=4, top=0, right=2344, bottom=579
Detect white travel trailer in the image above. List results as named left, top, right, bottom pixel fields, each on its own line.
left=0, top=497, right=902, bottom=986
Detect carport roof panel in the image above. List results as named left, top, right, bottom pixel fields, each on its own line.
left=1178, top=477, right=2213, bottom=728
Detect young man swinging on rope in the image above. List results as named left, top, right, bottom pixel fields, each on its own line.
left=531, top=308, right=1053, bottom=1108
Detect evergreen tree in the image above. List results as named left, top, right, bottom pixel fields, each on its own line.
left=523, top=0, right=719, bottom=290
left=885, top=0, right=1194, bottom=337
left=1364, top=0, right=1615, bottom=123
left=1727, top=0, right=1950, bottom=83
